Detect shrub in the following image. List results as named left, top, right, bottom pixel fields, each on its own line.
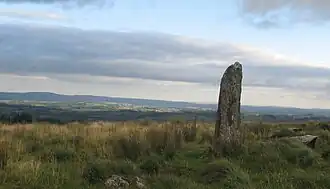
left=163, top=144, right=176, bottom=160
left=82, top=160, right=110, bottom=184
left=25, top=140, right=44, bottom=154
left=149, top=175, right=208, bottom=189
left=198, top=130, right=213, bottom=144
left=247, top=123, right=272, bottom=138
left=140, top=155, right=162, bottom=175
left=70, top=135, right=85, bottom=149
left=278, top=139, right=321, bottom=168
left=0, top=141, right=9, bottom=170
left=82, top=159, right=137, bottom=184
left=36, top=147, right=75, bottom=163
left=271, top=128, right=298, bottom=138
left=318, top=122, right=330, bottom=131
left=182, top=125, right=197, bottom=143
left=289, top=169, right=317, bottom=189
left=145, top=128, right=168, bottom=154
left=37, top=148, right=55, bottom=163
left=240, top=141, right=287, bottom=172
left=52, top=147, right=75, bottom=162
left=111, top=133, right=146, bottom=161
left=198, top=159, right=251, bottom=188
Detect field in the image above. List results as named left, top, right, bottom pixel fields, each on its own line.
left=2, top=92, right=330, bottom=124
left=1, top=120, right=330, bottom=189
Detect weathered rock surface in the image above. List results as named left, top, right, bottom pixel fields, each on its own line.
left=214, top=62, right=243, bottom=139
left=105, top=175, right=129, bottom=189
left=133, top=176, right=146, bottom=189
left=288, top=135, right=318, bottom=149
left=104, top=175, right=146, bottom=189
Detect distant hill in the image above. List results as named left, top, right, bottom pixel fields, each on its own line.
left=0, top=92, right=214, bottom=109
left=0, top=92, right=330, bottom=116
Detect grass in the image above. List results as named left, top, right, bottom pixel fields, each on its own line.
left=0, top=120, right=330, bottom=188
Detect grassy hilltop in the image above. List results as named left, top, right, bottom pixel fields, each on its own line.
left=1, top=121, right=330, bottom=189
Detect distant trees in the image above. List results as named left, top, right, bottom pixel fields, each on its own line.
left=0, top=110, right=34, bottom=124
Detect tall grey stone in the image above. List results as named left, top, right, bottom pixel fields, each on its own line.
left=214, top=62, right=243, bottom=139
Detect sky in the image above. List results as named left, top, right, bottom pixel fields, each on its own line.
left=0, top=0, right=330, bottom=109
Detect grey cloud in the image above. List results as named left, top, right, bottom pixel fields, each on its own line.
left=237, top=0, right=330, bottom=27
left=0, top=23, right=329, bottom=94
left=0, top=10, right=65, bottom=20
left=0, top=0, right=115, bottom=8
left=248, top=20, right=279, bottom=29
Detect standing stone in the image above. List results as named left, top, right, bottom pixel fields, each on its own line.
left=214, top=62, right=243, bottom=139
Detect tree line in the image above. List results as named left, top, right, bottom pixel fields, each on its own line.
left=0, top=110, right=34, bottom=124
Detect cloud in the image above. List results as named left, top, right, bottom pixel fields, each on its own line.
left=237, top=0, right=330, bottom=27
left=0, top=23, right=329, bottom=108
left=0, top=0, right=115, bottom=8
left=0, top=23, right=329, bottom=88
left=0, top=9, right=65, bottom=20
